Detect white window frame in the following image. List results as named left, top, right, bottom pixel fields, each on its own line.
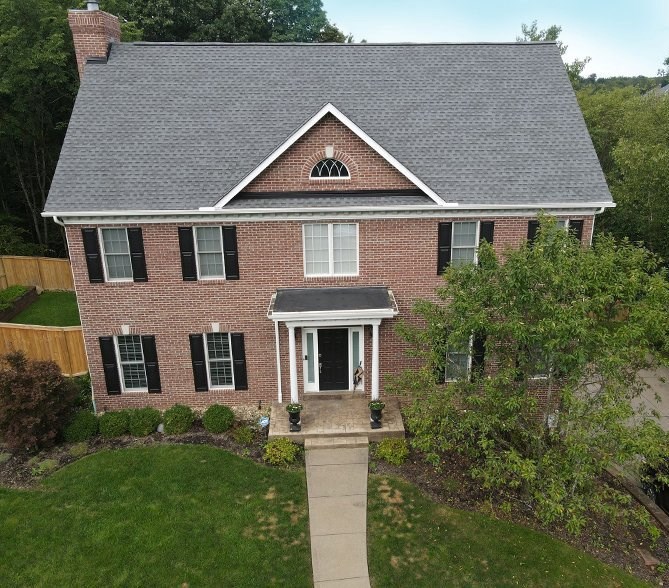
left=444, top=335, right=473, bottom=382
left=309, top=159, right=351, bottom=181
left=451, top=221, right=481, bottom=266
left=302, top=223, right=359, bottom=277
left=114, top=334, right=148, bottom=393
left=204, top=332, right=235, bottom=390
left=99, top=228, right=133, bottom=283
left=193, top=226, right=226, bottom=280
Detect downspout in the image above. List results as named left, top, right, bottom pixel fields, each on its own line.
left=591, top=206, right=606, bottom=247
left=274, top=321, right=282, bottom=404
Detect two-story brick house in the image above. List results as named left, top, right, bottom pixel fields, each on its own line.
left=43, top=4, right=613, bottom=414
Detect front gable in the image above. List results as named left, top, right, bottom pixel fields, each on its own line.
left=245, top=113, right=415, bottom=193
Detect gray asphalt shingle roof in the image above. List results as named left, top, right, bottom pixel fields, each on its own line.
left=44, top=42, right=612, bottom=213
left=273, top=287, right=394, bottom=313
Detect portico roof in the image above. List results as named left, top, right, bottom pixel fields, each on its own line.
left=268, top=287, right=398, bottom=322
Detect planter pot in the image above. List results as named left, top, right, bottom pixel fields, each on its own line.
left=288, top=411, right=301, bottom=432
left=370, top=408, right=383, bottom=430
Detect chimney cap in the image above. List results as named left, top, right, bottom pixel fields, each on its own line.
left=87, top=1, right=99, bottom=10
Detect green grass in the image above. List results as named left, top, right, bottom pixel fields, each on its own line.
left=367, top=475, right=648, bottom=587
left=0, top=285, right=28, bottom=311
left=10, top=290, right=80, bottom=326
left=0, top=446, right=311, bottom=587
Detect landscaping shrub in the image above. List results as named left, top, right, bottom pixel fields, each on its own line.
left=0, top=351, right=77, bottom=451
left=163, top=404, right=195, bottom=435
left=128, top=407, right=162, bottom=437
left=0, top=285, right=28, bottom=311
left=63, top=411, right=98, bottom=443
left=202, top=404, right=235, bottom=433
left=71, top=373, right=93, bottom=412
left=232, top=425, right=255, bottom=446
left=374, top=438, right=409, bottom=466
left=264, top=437, right=300, bottom=466
left=99, top=411, right=130, bottom=438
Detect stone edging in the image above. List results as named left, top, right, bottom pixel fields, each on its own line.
left=0, top=287, right=37, bottom=322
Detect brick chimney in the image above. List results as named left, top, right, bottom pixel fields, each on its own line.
left=68, top=2, right=121, bottom=79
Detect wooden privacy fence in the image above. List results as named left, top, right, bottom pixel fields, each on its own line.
left=0, top=256, right=74, bottom=291
left=0, top=323, right=87, bottom=376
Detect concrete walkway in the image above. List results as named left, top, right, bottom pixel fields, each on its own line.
left=305, top=437, right=371, bottom=588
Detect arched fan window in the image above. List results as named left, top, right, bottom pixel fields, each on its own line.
left=310, top=158, right=350, bottom=179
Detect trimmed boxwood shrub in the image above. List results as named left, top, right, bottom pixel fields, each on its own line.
left=264, top=437, right=300, bottom=466
left=63, top=411, right=98, bottom=443
left=163, top=404, right=195, bottom=435
left=99, top=410, right=130, bottom=438
left=202, top=404, right=235, bottom=433
left=128, top=407, right=161, bottom=437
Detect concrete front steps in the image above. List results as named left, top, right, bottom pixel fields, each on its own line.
left=306, top=436, right=371, bottom=588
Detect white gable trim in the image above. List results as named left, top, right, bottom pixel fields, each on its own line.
left=208, top=103, right=453, bottom=209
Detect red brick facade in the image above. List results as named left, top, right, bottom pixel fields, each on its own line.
left=68, top=9, right=120, bottom=78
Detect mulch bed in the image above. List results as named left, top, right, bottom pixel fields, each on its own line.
left=371, top=445, right=669, bottom=586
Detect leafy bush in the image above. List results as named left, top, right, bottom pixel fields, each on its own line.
left=128, top=407, right=161, bottom=437
left=0, top=352, right=77, bottom=451
left=63, top=411, right=98, bottom=443
left=163, top=404, right=195, bottom=435
left=264, top=437, right=300, bottom=466
left=0, top=285, right=28, bottom=311
left=70, top=373, right=93, bottom=412
left=373, top=438, right=409, bottom=466
left=202, top=405, right=235, bottom=433
left=99, top=411, right=130, bottom=438
left=232, top=425, right=255, bottom=446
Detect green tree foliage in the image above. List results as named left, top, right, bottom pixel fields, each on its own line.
left=517, top=20, right=590, bottom=88
left=395, top=218, right=669, bottom=532
left=578, top=87, right=669, bottom=261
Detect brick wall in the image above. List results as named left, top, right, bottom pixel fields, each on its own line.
left=245, top=114, right=415, bottom=192
left=68, top=9, right=120, bottom=78
left=66, top=215, right=594, bottom=413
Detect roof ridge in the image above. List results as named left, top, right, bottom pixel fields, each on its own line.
left=126, top=41, right=557, bottom=47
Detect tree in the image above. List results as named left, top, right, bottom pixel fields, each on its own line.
left=517, top=20, right=590, bottom=88
left=395, top=218, right=669, bottom=532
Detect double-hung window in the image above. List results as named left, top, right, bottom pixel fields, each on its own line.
left=303, top=223, right=358, bottom=277
left=451, top=221, right=478, bottom=266
left=101, top=228, right=133, bottom=281
left=195, top=227, right=225, bottom=279
left=116, top=335, right=148, bottom=391
left=206, top=332, right=234, bottom=388
left=445, top=339, right=472, bottom=382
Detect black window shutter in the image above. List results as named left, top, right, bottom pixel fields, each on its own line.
left=569, top=220, right=584, bottom=243
left=189, top=334, right=209, bottom=391
left=437, top=222, right=452, bottom=274
left=222, top=226, right=240, bottom=280
left=527, top=220, right=540, bottom=245
left=479, top=221, right=495, bottom=244
left=99, top=336, right=121, bottom=394
left=127, top=228, right=148, bottom=282
left=141, top=335, right=161, bottom=393
left=471, top=333, right=486, bottom=381
left=82, top=228, right=104, bottom=283
left=178, top=227, right=197, bottom=281
left=231, top=333, right=248, bottom=390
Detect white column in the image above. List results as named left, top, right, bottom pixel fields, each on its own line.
left=372, top=322, right=380, bottom=401
left=288, top=325, right=299, bottom=404
left=274, top=321, right=282, bottom=404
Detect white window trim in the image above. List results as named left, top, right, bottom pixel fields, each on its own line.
left=204, top=332, right=235, bottom=390
left=348, top=327, right=365, bottom=391
left=193, top=226, right=226, bottom=280
left=309, top=158, right=351, bottom=181
left=99, top=227, right=133, bottom=283
left=451, top=221, right=480, bottom=266
left=444, top=335, right=473, bottom=383
left=114, top=335, right=148, bottom=393
left=302, top=223, right=359, bottom=278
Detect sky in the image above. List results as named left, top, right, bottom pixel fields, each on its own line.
left=322, top=0, right=669, bottom=78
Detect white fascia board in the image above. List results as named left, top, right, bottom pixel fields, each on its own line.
left=208, top=102, right=452, bottom=209
left=268, top=308, right=398, bottom=323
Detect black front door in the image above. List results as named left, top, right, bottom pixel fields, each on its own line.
left=318, top=329, right=349, bottom=390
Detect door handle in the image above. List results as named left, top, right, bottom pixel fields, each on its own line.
left=319, top=363, right=322, bottom=373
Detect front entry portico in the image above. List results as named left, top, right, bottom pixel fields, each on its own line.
left=268, top=287, right=398, bottom=404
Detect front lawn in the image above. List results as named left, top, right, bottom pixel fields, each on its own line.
left=0, top=445, right=311, bottom=587
left=10, top=290, right=80, bottom=326
left=367, top=476, right=647, bottom=587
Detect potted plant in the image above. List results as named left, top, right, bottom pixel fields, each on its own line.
left=286, top=403, right=303, bottom=432
left=369, top=400, right=385, bottom=430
